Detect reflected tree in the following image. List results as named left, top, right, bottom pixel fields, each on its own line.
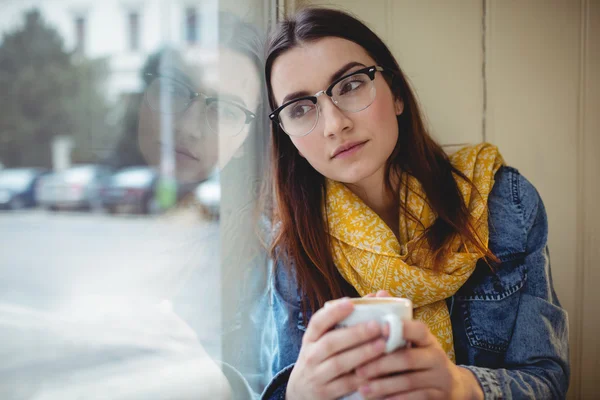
left=0, top=9, right=111, bottom=168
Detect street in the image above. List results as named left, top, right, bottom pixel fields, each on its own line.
left=0, top=209, right=231, bottom=399
left=0, top=209, right=220, bottom=306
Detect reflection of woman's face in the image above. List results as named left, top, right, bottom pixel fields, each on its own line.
left=138, top=47, right=261, bottom=184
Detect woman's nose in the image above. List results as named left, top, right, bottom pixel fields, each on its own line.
left=319, top=97, right=353, bottom=138
left=173, top=101, right=207, bottom=139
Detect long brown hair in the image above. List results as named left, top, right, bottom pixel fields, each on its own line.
left=262, top=7, right=495, bottom=315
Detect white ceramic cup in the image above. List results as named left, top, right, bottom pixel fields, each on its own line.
left=325, top=297, right=413, bottom=400
left=325, top=297, right=413, bottom=353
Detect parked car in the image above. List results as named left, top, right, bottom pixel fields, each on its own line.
left=0, top=168, right=49, bottom=210
left=36, top=165, right=112, bottom=211
left=194, top=171, right=220, bottom=219
left=101, top=166, right=161, bottom=215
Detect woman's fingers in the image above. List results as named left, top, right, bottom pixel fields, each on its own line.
left=401, top=320, right=436, bottom=347
left=356, top=346, right=437, bottom=379
left=365, top=289, right=393, bottom=298
left=384, top=389, right=445, bottom=400
left=303, top=298, right=354, bottom=344
left=314, top=335, right=387, bottom=381
left=323, top=372, right=368, bottom=400
left=321, top=320, right=383, bottom=353
left=306, top=319, right=384, bottom=367
left=358, top=370, right=441, bottom=399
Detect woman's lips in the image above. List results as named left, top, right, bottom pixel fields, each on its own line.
left=332, top=141, right=368, bottom=159
left=156, top=141, right=199, bottom=162
left=175, top=148, right=199, bottom=162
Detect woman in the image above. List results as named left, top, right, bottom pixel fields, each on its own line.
left=110, top=11, right=266, bottom=185
left=136, top=41, right=263, bottom=185
left=260, top=7, right=569, bottom=400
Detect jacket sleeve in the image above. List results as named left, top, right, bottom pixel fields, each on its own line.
left=260, top=256, right=304, bottom=400
left=461, top=172, right=570, bottom=399
left=261, top=364, right=294, bottom=400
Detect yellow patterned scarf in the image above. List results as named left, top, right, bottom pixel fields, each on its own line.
left=325, top=143, right=504, bottom=361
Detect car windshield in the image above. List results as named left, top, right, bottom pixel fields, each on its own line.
left=112, top=169, right=154, bottom=188
left=0, top=170, right=35, bottom=191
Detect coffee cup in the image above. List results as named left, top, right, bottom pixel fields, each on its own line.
left=325, top=297, right=413, bottom=353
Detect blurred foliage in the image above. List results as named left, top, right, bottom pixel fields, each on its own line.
left=105, top=92, right=146, bottom=169
left=0, top=9, right=111, bottom=168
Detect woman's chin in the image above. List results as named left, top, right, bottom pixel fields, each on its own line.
left=329, top=165, right=380, bottom=186
left=175, top=167, right=212, bottom=185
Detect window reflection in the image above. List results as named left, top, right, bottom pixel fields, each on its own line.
left=0, top=2, right=270, bottom=398
left=185, top=7, right=198, bottom=45
left=74, top=15, right=86, bottom=54
left=128, top=11, right=140, bottom=52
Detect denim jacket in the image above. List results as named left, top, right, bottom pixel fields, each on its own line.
left=259, top=166, right=570, bottom=400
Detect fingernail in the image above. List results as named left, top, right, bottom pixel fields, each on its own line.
left=359, top=385, right=371, bottom=395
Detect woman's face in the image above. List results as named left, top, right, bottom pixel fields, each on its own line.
left=270, top=37, right=402, bottom=186
left=138, top=47, right=261, bottom=184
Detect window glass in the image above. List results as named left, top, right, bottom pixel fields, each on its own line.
left=0, top=1, right=272, bottom=398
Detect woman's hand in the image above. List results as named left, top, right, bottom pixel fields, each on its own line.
left=356, top=291, right=484, bottom=400
left=286, top=298, right=389, bottom=400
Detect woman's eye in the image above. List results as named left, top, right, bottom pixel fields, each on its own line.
left=339, top=80, right=363, bottom=95
left=290, top=105, right=313, bottom=119
left=219, top=106, right=237, bottom=120
left=164, top=84, right=188, bottom=98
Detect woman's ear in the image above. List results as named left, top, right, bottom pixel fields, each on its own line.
left=394, top=98, right=404, bottom=116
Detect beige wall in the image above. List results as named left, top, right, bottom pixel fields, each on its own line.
left=484, top=1, right=587, bottom=396
left=298, top=0, right=485, bottom=146
left=579, top=1, right=599, bottom=396
left=289, top=1, right=599, bottom=398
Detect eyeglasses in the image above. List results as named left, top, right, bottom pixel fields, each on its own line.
left=144, top=73, right=256, bottom=137
left=269, top=65, right=388, bottom=137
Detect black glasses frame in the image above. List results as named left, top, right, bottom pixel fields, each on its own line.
left=268, top=65, right=388, bottom=122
